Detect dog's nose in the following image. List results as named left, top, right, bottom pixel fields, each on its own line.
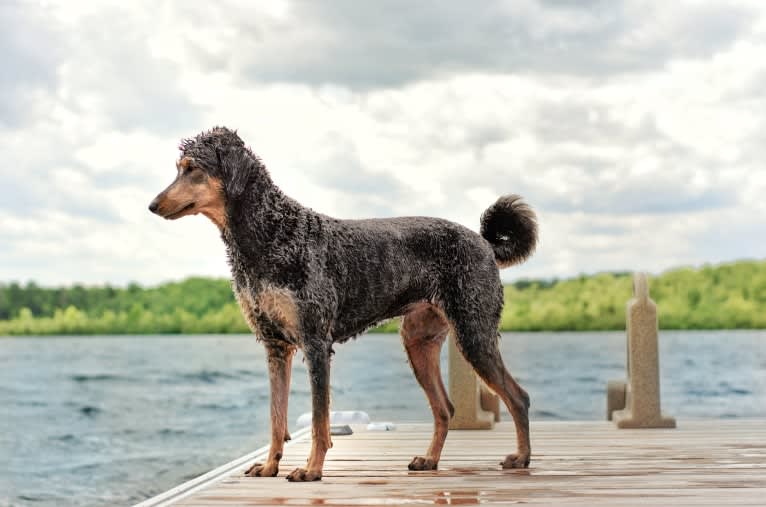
left=148, top=200, right=159, bottom=214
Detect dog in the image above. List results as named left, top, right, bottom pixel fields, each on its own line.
left=149, top=127, right=538, bottom=482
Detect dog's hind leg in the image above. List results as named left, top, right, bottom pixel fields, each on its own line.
left=401, top=304, right=454, bottom=471
left=476, top=352, right=531, bottom=469
left=445, top=295, right=531, bottom=469
left=246, top=342, right=295, bottom=477
left=286, top=340, right=332, bottom=482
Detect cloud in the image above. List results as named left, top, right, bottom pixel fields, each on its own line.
left=1, top=0, right=765, bottom=286
left=0, top=2, right=205, bottom=134
left=0, top=3, right=63, bottom=128
left=175, top=0, right=758, bottom=90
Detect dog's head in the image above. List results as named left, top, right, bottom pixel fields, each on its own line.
left=148, top=127, right=255, bottom=229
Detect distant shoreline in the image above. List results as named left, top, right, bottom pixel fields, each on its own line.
left=2, top=259, right=764, bottom=335
left=2, top=327, right=765, bottom=338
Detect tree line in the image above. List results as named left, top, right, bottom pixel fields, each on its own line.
left=1, top=260, right=764, bottom=335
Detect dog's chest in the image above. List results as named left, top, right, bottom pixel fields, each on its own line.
left=234, top=285, right=301, bottom=340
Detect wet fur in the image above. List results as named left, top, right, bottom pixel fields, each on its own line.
left=151, top=127, right=538, bottom=481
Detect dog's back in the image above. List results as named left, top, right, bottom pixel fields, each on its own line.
left=321, top=215, right=500, bottom=341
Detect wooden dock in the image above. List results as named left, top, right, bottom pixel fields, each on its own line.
left=137, top=419, right=766, bottom=506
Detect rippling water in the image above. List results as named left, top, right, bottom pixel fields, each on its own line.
left=1, top=331, right=764, bottom=507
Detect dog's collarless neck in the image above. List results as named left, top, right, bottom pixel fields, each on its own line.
left=221, top=187, right=310, bottom=265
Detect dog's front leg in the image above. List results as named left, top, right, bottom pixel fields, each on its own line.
left=287, top=342, right=331, bottom=482
left=246, top=342, right=295, bottom=477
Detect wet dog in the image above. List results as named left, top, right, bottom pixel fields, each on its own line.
left=149, top=127, right=538, bottom=481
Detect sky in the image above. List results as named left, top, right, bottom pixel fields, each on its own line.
left=1, top=0, right=764, bottom=286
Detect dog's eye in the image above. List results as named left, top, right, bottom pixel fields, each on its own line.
left=190, top=169, right=205, bottom=184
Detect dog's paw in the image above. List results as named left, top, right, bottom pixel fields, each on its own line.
left=286, top=467, right=322, bottom=482
left=500, top=453, right=530, bottom=469
left=408, top=456, right=438, bottom=471
left=245, top=461, right=279, bottom=477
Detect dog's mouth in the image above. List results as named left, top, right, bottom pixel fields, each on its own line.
left=163, top=202, right=196, bottom=219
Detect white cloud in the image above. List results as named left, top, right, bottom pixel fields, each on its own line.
left=1, top=0, right=765, bottom=286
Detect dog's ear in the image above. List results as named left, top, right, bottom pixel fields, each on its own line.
left=215, top=146, right=223, bottom=170
left=215, top=144, right=252, bottom=197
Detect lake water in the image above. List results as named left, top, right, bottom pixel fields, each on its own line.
left=1, top=331, right=764, bottom=507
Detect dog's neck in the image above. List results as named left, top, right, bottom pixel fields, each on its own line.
left=220, top=168, right=316, bottom=286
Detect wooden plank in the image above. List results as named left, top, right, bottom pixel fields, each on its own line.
left=135, top=420, right=766, bottom=506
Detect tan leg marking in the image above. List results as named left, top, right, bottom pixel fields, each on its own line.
left=286, top=411, right=331, bottom=482
left=401, top=303, right=453, bottom=471
left=466, top=357, right=531, bottom=468
left=495, top=371, right=531, bottom=469
left=245, top=343, right=296, bottom=477
left=287, top=344, right=332, bottom=482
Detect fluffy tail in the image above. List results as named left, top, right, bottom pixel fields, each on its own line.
left=480, top=195, right=538, bottom=268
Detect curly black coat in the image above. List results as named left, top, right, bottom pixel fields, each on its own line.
left=157, top=127, right=538, bottom=481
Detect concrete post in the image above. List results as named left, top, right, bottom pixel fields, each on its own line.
left=609, top=273, right=676, bottom=429
left=447, top=334, right=499, bottom=429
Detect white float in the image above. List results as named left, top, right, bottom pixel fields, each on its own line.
left=296, top=410, right=371, bottom=428
left=366, top=422, right=396, bottom=431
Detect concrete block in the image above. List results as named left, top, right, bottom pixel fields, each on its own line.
left=609, top=273, right=676, bottom=429
left=448, top=334, right=498, bottom=429
left=607, top=380, right=626, bottom=421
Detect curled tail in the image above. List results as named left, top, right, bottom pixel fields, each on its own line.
left=480, top=195, right=538, bottom=268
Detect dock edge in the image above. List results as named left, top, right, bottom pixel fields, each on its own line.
left=133, top=426, right=312, bottom=507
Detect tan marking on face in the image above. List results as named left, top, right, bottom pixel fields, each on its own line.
left=176, top=156, right=193, bottom=170
left=196, top=177, right=227, bottom=230
left=151, top=159, right=227, bottom=230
